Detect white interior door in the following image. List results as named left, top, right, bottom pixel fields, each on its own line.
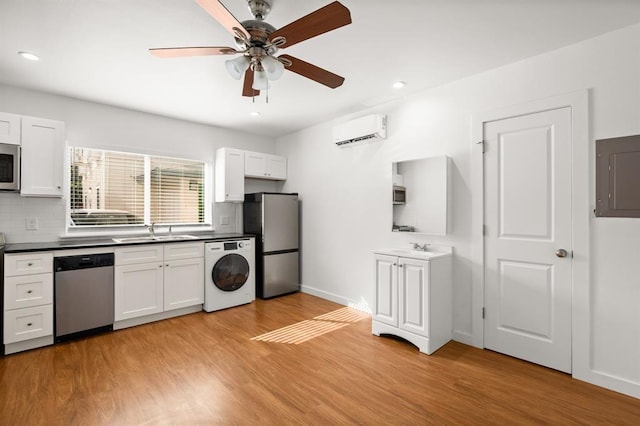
left=484, top=107, right=572, bottom=373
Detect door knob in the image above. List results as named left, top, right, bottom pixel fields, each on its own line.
left=555, top=249, right=568, bottom=258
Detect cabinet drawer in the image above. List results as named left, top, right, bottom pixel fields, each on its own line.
left=115, top=245, right=164, bottom=266
left=4, top=305, right=54, bottom=344
left=164, top=242, right=204, bottom=261
left=4, top=252, right=53, bottom=276
left=4, top=273, right=53, bottom=310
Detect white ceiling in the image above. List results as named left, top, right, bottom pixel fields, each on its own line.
left=2, top=0, right=640, bottom=137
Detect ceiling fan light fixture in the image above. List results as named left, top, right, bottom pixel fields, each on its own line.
left=262, top=55, right=284, bottom=81
left=252, top=68, right=269, bottom=90
left=225, top=56, right=250, bottom=80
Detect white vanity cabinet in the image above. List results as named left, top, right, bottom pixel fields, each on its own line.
left=244, top=151, right=287, bottom=180
left=114, top=242, right=204, bottom=325
left=3, top=251, right=54, bottom=354
left=372, top=249, right=452, bottom=355
left=215, top=147, right=245, bottom=202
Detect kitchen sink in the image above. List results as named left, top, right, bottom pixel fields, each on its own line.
left=388, top=248, right=432, bottom=259
left=112, top=234, right=198, bottom=243
left=152, top=234, right=198, bottom=241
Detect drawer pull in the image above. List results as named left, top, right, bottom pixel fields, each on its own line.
left=27, top=262, right=33, bottom=266
left=27, top=290, right=33, bottom=294
left=27, top=323, right=33, bottom=327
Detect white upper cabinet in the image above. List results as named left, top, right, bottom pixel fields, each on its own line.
left=0, top=112, right=21, bottom=145
left=215, top=147, right=245, bottom=202
left=20, top=116, right=65, bottom=197
left=244, top=151, right=287, bottom=180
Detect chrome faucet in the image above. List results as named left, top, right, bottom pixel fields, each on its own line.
left=146, top=223, right=156, bottom=237
left=411, top=242, right=430, bottom=252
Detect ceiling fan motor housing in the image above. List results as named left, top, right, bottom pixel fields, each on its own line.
left=247, top=0, right=271, bottom=20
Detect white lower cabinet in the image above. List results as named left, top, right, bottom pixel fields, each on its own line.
left=114, top=242, right=204, bottom=323
left=372, top=252, right=452, bottom=355
left=114, top=261, right=164, bottom=321
left=3, top=252, right=54, bottom=354
left=163, top=244, right=204, bottom=311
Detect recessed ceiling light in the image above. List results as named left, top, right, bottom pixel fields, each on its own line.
left=250, top=111, right=261, bottom=117
left=18, top=51, right=39, bottom=61
left=392, top=81, right=406, bottom=89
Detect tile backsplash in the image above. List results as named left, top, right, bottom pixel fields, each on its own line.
left=0, top=193, right=66, bottom=243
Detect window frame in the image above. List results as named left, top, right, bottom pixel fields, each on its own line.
left=64, top=146, right=213, bottom=237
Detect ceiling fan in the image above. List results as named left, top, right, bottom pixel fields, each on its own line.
left=149, top=0, right=352, bottom=98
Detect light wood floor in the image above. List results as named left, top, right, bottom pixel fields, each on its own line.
left=2, top=293, right=639, bottom=425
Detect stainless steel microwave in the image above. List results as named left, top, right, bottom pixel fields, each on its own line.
left=393, top=185, right=406, bottom=204
left=0, top=143, right=20, bottom=191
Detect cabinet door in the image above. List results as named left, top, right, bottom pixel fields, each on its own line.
left=215, top=148, right=244, bottom=202
left=267, top=155, right=287, bottom=180
left=244, top=151, right=268, bottom=178
left=20, top=117, right=65, bottom=197
left=114, top=262, right=164, bottom=321
left=373, top=254, right=398, bottom=326
left=398, top=258, right=430, bottom=337
left=0, top=112, right=21, bottom=145
left=164, top=257, right=204, bottom=311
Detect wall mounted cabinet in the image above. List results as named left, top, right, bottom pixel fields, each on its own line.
left=215, top=147, right=288, bottom=203
left=20, top=117, right=65, bottom=197
left=0, top=112, right=21, bottom=145
left=215, top=148, right=245, bottom=202
left=244, top=151, right=287, bottom=180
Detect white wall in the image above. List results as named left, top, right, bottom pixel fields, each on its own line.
left=0, top=84, right=277, bottom=242
left=277, top=23, right=640, bottom=398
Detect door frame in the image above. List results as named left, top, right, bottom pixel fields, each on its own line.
left=470, top=90, right=590, bottom=379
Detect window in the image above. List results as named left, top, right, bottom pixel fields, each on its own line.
left=69, top=147, right=205, bottom=228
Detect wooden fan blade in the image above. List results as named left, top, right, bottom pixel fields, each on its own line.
left=242, top=69, right=260, bottom=97
left=195, top=0, right=251, bottom=41
left=279, top=54, right=345, bottom=88
left=269, top=1, right=351, bottom=49
left=149, top=46, right=238, bottom=58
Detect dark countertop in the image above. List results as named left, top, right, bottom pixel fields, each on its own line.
left=3, top=232, right=255, bottom=253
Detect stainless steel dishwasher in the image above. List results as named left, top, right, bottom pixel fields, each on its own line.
left=54, top=253, right=114, bottom=342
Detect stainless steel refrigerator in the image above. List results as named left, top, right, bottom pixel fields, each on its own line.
left=243, top=192, right=299, bottom=298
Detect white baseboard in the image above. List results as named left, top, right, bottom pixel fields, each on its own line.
left=453, top=330, right=475, bottom=347
left=300, top=285, right=372, bottom=314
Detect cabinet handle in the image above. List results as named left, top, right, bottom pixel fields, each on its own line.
left=27, top=323, right=33, bottom=327
left=159, top=265, right=163, bottom=268
left=165, top=264, right=169, bottom=267
left=27, top=262, right=33, bottom=266
left=27, top=290, right=33, bottom=294
left=399, top=264, right=404, bottom=268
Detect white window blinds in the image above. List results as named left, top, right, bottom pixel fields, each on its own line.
left=69, top=147, right=204, bottom=227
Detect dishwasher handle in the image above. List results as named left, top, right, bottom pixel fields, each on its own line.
left=55, top=253, right=114, bottom=272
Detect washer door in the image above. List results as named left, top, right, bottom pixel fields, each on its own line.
left=212, top=253, right=250, bottom=292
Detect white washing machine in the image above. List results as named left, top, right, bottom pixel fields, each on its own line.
left=204, top=238, right=255, bottom=312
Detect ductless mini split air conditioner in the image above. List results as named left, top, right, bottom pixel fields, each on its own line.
left=333, top=114, right=387, bottom=147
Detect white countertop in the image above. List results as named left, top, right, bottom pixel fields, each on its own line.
left=373, top=245, right=453, bottom=261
